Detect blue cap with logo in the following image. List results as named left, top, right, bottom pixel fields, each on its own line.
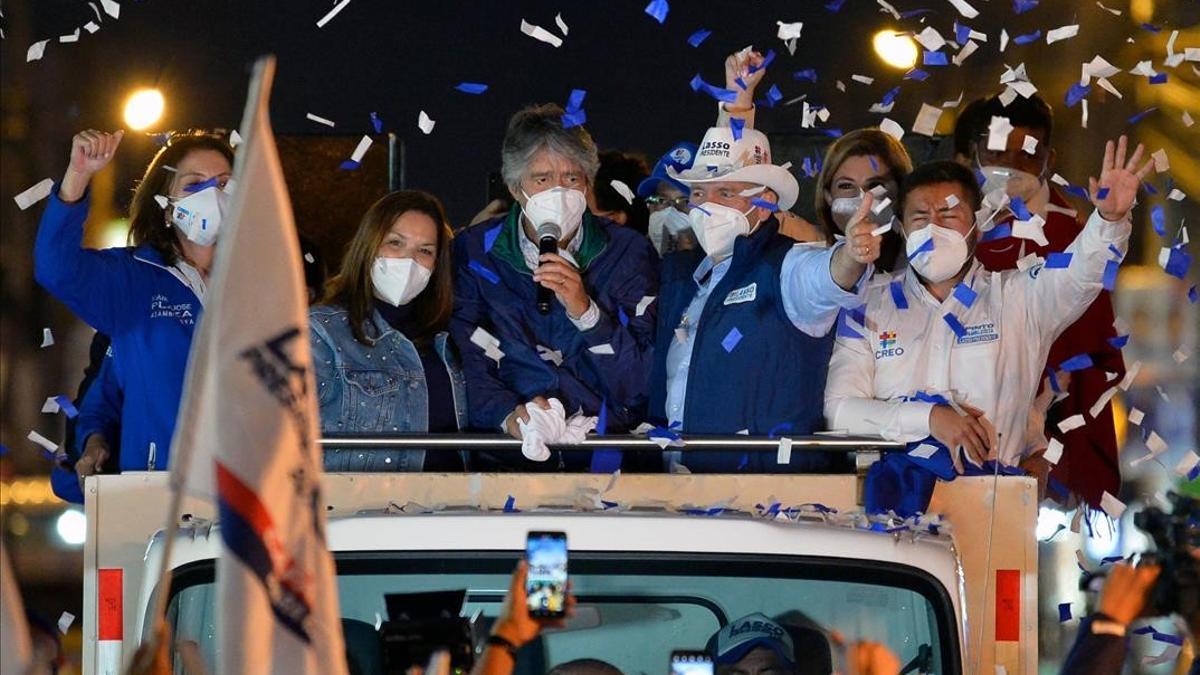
left=636, top=142, right=698, bottom=198
left=707, top=613, right=796, bottom=666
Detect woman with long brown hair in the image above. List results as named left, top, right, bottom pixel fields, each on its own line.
left=34, top=129, right=234, bottom=477
left=813, top=129, right=914, bottom=273
left=310, top=190, right=466, bottom=472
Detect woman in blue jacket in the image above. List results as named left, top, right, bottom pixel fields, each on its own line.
left=310, top=190, right=467, bottom=472
left=35, top=129, right=234, bottom=474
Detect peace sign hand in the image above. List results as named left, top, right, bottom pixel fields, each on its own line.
left=1089, top=135, right=1154, bottom=222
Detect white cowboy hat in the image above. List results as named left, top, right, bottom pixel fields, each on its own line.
left=667, top=127, right=800, bottom=211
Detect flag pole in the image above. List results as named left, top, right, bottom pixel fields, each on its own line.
left=141, top=53, right=277, bottom=646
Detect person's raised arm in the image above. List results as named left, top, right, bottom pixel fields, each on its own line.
left=780, top=195, right=877, bottom=337
left=1020, top=135, right=1153, bottom=339
left=34, top=129, right=134, bottom=334
left=715, top=49, right=766, bottom=130
left=471, top=562, right=573, bottom=675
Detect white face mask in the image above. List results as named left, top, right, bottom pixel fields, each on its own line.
left=371, top=257, right=432, bottom=307
left=168, top=185, right=231, bottom=246
left=978, top=164, right=1043, bottom=203
left=829, top=187, right=896, bottom=233
left=905, top=224, right=974, bottom=283
left=521, top=187, right=588, bottom=242
left=688, top=201, right=757, bottom=261
left=647, top=208, right=692, bottom=253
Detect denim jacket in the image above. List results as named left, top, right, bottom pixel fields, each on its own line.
left=309, top=304, right=468, bottom=471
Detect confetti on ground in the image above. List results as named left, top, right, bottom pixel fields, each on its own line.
left=316, top=0, right=352, bottom=28
left=14, top=178, right=54, bottom=210
left=305, top=113, right=335, bottom=127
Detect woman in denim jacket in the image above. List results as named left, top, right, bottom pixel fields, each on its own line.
left=310, top=190, right=467, bottom=471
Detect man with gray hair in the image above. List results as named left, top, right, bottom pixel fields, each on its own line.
left=450, top=104, right=659, bottom=469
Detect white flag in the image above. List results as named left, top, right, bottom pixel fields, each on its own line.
left=1, top=540, right=32, bottom=675
left=168, top=56, right=346, bottom=675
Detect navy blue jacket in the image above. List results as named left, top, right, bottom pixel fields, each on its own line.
left=35, top=189, right=201, bottom=471
left=450, top=206, right=659, bottom=435
left=650, top=219, right=841, bottom=472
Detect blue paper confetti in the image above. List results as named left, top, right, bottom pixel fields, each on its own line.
left=1140, top=22, right=1161, bottom=33
left=890, top=280, right=908, bottom=309
left=1142, top=180, right=1158, bottom=196
left=955, top=22, right=971, bottom=44
left=750, top=198, right=779, bottom=212
left=913, top=391, right=951, bottom=406
left=1102, top=260, right=1119, bottom=290
left=370, top=111, right=384, bottom=133
left=1188, top=285, right=1198, bottom=304
left=923, top=51, right=948, bottom=66
left=1096, top=187, right=1110, bottom=200
left=907, top=237, right=935, bottom=260
left=1060, top=353, right=1094, bottom=372
left=1151, top=205, right=1165, bottom=236
left=1154, top=632, right=1184, bottom=646
left=748, top=50, right=776, bottom=74
left=454, top=82, right=489, bottom=95
left=483, top=224, right=502, bottom=252
left=794, top=68, right=818, bottom=82
left=765, top=84, right=783, bottom=107
left=644, top=0, right=669, bottom=24
left=183, top=176, right=221, bottom=193
left=825, top=0, right=846, bottom=10
left=468, top=259, right=500, bottom=285
left=881, top=86, right=901, bottom=106
left=687, top=28, right=711, bottom=47
left=1058, top=602, right=1072, bottom=622
left=689, top=74, right=737, bottom=103
left=1045, top=252, right=1073, bottom=269
left=1046, top=367, right=1062, bottom=393
left=1065, top=83, right=1090, bottom=108
left=1013, top=30, right=1042, bottom=45
left=53, top=395, right=79, bottom=419
left=503, top=495, right=519, bottom=512
left=562, top=89, right=588, bottom=129
left=1014, top=0, right=1039, bottom=12
left=734, top=77, right=748, bottom=91
left=981, top=223, right=1012, bottom=242
left=617, top=306, right=629, bottom=328
left=904, top=69, right=930, bottom=81
left=942, top=313, right=967, bottom=338
left=1108, top=334, right=1130, bottom=349
left=1164, top=248, right=1192, bottom=279
left=730, top=116, right=745, bottom=141
left=1063, top=184, right=1090, bottom=201
left=1128, top=107, right=1158, bottom=125
left=767, top=422, right=793, bottom=439
left=1149, top=73, right=1167, bottom=85
left=899, top=8, right=932, bottom=18
left=1010, top=195, right=1032, bottom=221
left=722, top=327, right=743, bottom=352
left=339, top=160, right=361, bottom=171
left=952, top=282, right=977, bottom=308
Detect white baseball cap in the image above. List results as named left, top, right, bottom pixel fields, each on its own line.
left=668, top=127, right=800, bottom=211
left=707, top=613, right=796, bottom=666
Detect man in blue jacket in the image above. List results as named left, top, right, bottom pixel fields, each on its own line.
left=651, top=126, right=880, bottom=472
left=450, top=104, right=659, bottom=468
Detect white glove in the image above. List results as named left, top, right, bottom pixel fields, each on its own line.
left=517, top=398, right=567, bottom=462
left=560, top=413, right=598, bottom=444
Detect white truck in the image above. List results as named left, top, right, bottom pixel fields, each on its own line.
left=80, top=439, right=1039, bottom=674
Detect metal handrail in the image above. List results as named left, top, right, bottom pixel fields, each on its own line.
left=319, top=433, right=904, bottom=453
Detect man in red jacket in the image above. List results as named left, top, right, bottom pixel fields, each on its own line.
left=955, top=92, right=1125, bottom=507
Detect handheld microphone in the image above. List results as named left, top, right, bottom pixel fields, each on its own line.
left=535, top=222, right=561, bottom=315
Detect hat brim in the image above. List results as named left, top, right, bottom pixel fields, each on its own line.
left=636, top=175, right=689, bottom=198
left=714, top=638, right=796, bottom=667
left=667, top=164, right=799, bottom=211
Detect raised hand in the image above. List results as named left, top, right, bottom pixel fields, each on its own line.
left=1089, top=135, right=1154, bottom=222
left=724, top=48, right=767, bottom=110
left=60, top=129, right=125, bottom=202
left=844, top=191, right=882, bottom=265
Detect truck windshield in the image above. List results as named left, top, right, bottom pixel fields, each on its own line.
left=162, top=552, right=958, bottom=673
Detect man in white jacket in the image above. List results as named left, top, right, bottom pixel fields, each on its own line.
left=824, top=136, right=1153, bottom=471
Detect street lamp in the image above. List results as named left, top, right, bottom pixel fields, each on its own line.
left=872, top=30, right=919, bottom=70
left=123, top=88, right=165, bottom=130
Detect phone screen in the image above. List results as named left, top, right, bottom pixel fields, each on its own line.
left=525, top=531, right=568, bottom=618
left=670, top=651, right=714, bottom=675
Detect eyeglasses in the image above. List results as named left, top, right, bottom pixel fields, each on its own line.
left=644, top=195, right=690, bottom=210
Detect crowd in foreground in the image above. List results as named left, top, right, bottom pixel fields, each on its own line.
left=34, top=50, right=1151, bottom=519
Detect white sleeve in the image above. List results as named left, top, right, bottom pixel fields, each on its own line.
left=780, top=243, right=868, bottom=337
left=1013, top=208, right=1131, bottom=341
left=825, top=334, right=934, bottom=442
